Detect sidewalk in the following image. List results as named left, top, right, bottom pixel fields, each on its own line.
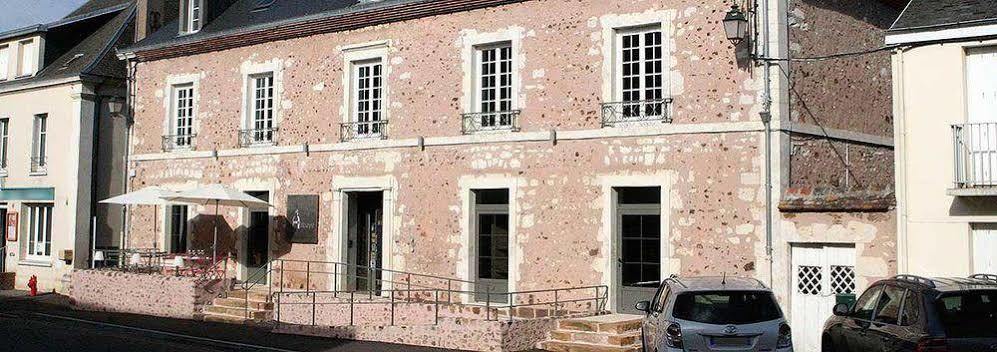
left=0, top=292, right=463, bottom=352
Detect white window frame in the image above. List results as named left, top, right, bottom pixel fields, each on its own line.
left=351, top=59, right=384, bottom=132
left=457, top=176, right=520, bottom=304
left=0, top=117, right=8, bottom=172
left=459, top=28, right=523, bottom=134
left=0, top=44, right=9, bottom=81
left=340, top=41, right=390, bottom=140
left=614, top=25, right=665, bottom=118
left=471, top=42, right=517, bottom=131
left=185, top=0, right=203, bottom=34
left=246, top=72, right=276, bottom=145
left=171, top=83, right=196, bottom=148
left=25, top=203, right=53, bottom=260
left=17, top=39, right=34, bottom=77
left=30, top=114, right=47, bottom=174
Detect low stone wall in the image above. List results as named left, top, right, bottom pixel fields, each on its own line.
left=69, top=269, right=226, bottom=319
left=275, top=317, right=557, bottom=352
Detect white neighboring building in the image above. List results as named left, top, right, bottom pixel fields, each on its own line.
left=0, top=0, right=133, bottom=292
left=889, top=0, right=997, bottom=276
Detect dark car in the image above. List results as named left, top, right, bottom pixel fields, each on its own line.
left=822, top=274, right=997, bottom=352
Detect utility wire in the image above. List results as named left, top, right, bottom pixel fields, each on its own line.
left=755, top=44, right=900, bottom=62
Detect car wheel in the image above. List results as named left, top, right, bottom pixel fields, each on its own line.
left=822, top=334, right=837, bottom=352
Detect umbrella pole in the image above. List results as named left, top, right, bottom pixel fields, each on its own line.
left=213, top=200, right=219, bottom=265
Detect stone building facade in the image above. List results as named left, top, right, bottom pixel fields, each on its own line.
left=117, top=0, right=900, bottom=349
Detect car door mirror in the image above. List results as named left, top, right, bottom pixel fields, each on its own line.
left=634, top=300, right=651, bottom=313
left=833, top=303, right=851, bottom=316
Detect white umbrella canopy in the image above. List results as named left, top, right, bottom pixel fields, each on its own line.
left=163, top=184, right=272, bottom=264
left=99, top=186, right=179, bottom=205
left=164, top=184, right=271, bottom=208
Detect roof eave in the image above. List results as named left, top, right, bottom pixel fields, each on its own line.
left=886, top=20, right=997, bottom=45
left=121, top=0, right=529, bottom=61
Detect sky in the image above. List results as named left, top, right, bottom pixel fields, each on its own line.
left=0, top=0, right=88, bottom=33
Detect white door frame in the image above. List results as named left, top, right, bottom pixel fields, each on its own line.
left=238, top=190, right=273, bottom=284
left=457, top=175, right=520, bottom=304
left=329, top=176, right=395, bottom=292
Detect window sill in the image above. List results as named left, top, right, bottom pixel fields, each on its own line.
left=18, top=259, right=52, bottom=268
left=28, top=171, right=48, bottom=177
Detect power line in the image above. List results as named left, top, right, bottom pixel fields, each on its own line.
left=755, top=44, right=900, bottom=62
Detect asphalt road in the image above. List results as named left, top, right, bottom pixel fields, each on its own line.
left=0, top=293, right=463, bottom=352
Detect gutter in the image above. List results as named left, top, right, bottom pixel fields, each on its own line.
left=121, top=0, right=531, bottom=61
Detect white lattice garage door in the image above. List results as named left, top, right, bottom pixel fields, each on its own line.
left=791, top=244, right=856, bottom=352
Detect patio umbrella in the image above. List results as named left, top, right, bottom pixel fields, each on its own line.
left=163, top=184, right=271, bottom=264
left=100, top=186, right=180, bottom=258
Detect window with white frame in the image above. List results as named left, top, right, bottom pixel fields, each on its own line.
left=17, top=40, right=34, bottom=77
left=0, top=118, right=8, bottom=171
left=169, top=83, right=195, bottom=149
left=350, top=59, right=384, bottom=137
left=473, top=43, right=516, bottom=130
left=30, top=114, right=46, bottom=173
left=26, top=204, right=53, bottom=259
left=244, top=73, right=275, bottom=145
left=615, top=26, right=665, bottom=119
left=0, top=45, right=8, bottom=81
left=184, top=0, right=203, bottom=34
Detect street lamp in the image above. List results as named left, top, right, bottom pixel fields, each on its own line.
left=107, top=97, right=125, bottom=117
left=723, top=4, right=750, bottom=46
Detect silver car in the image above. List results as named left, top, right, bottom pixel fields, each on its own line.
left=635, top=276, right=794, bottom=352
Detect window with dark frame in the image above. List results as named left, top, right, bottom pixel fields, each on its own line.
left=169, top=205, right=188, bottom=254
left=474, top=189, right=510, bottom=303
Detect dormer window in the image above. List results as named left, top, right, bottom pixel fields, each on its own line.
left=183, top=0, right=203, bottom=34
left=16, top=39, right=36, bottom=78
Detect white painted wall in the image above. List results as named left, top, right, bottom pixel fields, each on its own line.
left=894, top=39, right=997, bottom=276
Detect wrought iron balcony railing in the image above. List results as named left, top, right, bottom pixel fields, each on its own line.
left=238, top=127, right=278, bottom=147
left=461, top=110, right=521, bottom=134
left=953, top=122, right=997, bottom=188
left=341, top=120, right=388, bottom=142
left=30, top=156, right=47, bottom=174
left=600, top=98, right=674, bottom=127
left=162, top=134, right=196, bottom=152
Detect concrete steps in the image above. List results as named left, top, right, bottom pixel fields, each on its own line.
left=200, top=288, right=273, bottom=324
left=539, top=314, right=644, bottom=352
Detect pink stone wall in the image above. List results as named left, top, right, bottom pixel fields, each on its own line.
left=69, top=270, right=225, bottom=319
left=125, top=0, right=896, bottom=313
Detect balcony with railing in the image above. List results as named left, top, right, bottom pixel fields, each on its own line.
left=29, top=156, right=47, bottom=174
left=951, top=122, right=997, bottom=196
left=600, top=98, right=673, bottom=127
left=461, top=110, right=520, bottom=134
left=340, top=120, right=388, bottom=142
left=162, top=134, right=196, bottom=152
left=239, top=127, right=279, bottom=147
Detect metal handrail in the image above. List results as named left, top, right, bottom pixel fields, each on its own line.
left=952, top=123, right=997, bottom=188
left=162, top=134, right=196, bottom=152
left=271, top=284, right=609, bottom=327
left=238, top=127, right=279, bottom=147
left=600, top=98, right=673, bottom=126
left=340, top=120, right=388, bottom=142
left=29, top=156, right=47, bottom=173
left=461, top=110, right=521, bottom=134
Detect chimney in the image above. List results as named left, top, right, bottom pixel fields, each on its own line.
left=135, top=0, right=180, bottom=41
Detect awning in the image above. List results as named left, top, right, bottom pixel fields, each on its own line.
left=0, top=187, right=55, bottom=201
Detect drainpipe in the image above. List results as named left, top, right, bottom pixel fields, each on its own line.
left=120, top=58, right=136, bottom=252
left=757, top=0, right=775, bottom=286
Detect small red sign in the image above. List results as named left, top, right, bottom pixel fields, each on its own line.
left=5, top=212, right=16, bottom=242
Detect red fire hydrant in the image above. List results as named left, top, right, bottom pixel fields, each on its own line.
left=27, top=275, right=38, bottom=296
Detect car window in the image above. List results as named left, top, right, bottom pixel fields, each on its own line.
left=672, top=290, right=782, bottom=324
left=873, top=285, right=904, bottom=325
left=899, top=289, right=919, bottom=326
left=653, top=285, right=671, bottom=312
left=934, top=290, right=997, bottom=338
left=852, top=285, right=883, bottom=320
